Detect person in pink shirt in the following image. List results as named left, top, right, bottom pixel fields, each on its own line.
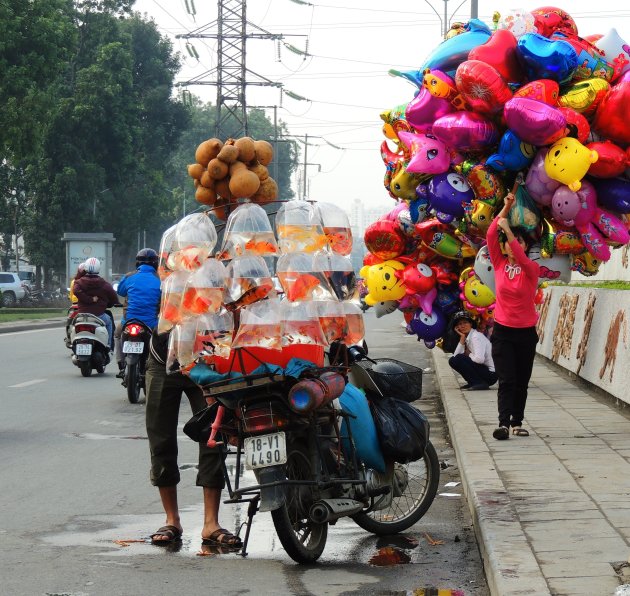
left=486, top=192, right=540, bottom=440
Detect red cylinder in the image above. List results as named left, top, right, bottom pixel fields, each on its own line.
left=288, top=372, right=346, bottom=413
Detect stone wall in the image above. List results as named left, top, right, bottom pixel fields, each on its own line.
left=536, top=286, right=629, bottom=405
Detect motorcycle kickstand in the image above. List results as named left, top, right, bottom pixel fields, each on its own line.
left=239, top=494, right=259, bottom=557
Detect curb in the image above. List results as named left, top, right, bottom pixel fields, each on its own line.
left=0, top=318, right=65, bottom=335
left=431, top=349, right=550, bottom=596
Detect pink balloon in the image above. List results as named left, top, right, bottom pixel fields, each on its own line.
left=525, top=148, right=561, bottom=206
left=504, top=97, right=567, bottom=145
left=432, top=111, right=499, bottom=152
left=398, top=131, right=451, bottom=175
left=405, top=87, right=456, bottom=132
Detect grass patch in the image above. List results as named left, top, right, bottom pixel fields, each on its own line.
left=566, top=281, right=630, bottom=290
left=0, top=309, right=67, bottom=323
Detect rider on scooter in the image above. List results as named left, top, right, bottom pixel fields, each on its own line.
left=114, top=248, right=162, bottom=378
left=73, top=257, right=118, bottom=351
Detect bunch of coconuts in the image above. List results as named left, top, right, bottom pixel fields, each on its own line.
left=187, top=137, right=278, bottom=219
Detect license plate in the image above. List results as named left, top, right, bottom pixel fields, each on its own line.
left=244, top=432, right=287, bottom=470
left=123, top=341, right=144, bottom=354
left=75, top=343, right=92, bottom=355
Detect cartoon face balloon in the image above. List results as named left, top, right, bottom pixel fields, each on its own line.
left=473, top=245, right=496, bottom=294
left=530, top=7, right=578, bottom=38
left=528, top=243, right=571, bottom=283
left=364, top=219, right=406, bottom=260
left=373, top=300, right=399, bottom=318
left=544, top=137, right=598, bottom=192
left=398, top=131, right=451, bottom=175
left=408, top=306, right=447, bottom=349
left=359, top=260, right=407, bottom=306
left=486, top=130, right=536, bottom=172
left=428, top=172, right=475, bottom=224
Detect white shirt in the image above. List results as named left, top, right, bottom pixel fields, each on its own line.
left=453, top=329, right=495, bottom=372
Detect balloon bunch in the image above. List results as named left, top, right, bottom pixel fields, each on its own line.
left=366, top=6, right=630, bottom=347
left=188, top=137, right=279, bottom=217
left=156, top=199, right=364, bottom=376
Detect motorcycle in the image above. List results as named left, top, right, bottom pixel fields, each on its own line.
left=64, top=304, right=78, bottom=349
left=119, top=319, right=152, bottom=404
left=198, top=345, right=439, bottom=563
left=70, top=313, right=111, bottom=377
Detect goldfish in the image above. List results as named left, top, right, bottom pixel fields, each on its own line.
left=276, top=225, right=329, bottom=253
left=323, top=227, right=353, bottom=256
left=174, top=245, right=209, bottom=271
left=224, top=282, right=274, bottom=311
left=319, top=316, right=348, bottom=343
left=244, top=238, right=279, bottom=254
left=182, top=287, right=224, bottom=315
left=279, top=273, right=321, bottom=302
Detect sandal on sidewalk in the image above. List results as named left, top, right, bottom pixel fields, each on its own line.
left=492, top=426, right=510, bottom=440
left=150, top=525, right=182, bottom=545
left=511, top=427, right=530, bottom=437
left=202, top=528, right=242, bottom=549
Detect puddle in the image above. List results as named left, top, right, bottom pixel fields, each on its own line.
left=368, top=546, right=411, bottom=566
left=375, top=534, right=419, bottom=549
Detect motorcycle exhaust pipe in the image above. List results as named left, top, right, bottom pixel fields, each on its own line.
left=309, top=498, right=364, bottom=524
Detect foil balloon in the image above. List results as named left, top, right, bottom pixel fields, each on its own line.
left=405, top=87, right=456, bottom=133
left=391, top=162, right=429, bottom=201
left=571, top=250, right=601, bottom=276
left=525, top=148, right=561, bottom=206
left=497, top=8, right=537, bottom=39
left=398, top=131, right=451, bottom=175
left=458, top=267, right=496, bottom=315
left=414, top=219, right=476, bottom=260
left=380, top=103, right=413, bottom=141
left=396, top=263, right=438, bottom=315
left=433, top=112, right=499, bottom=152
left=422, top=70, right=468, bottom=110
left=530, top=7, right=578, bottom=38
left=513, top=79, right=560, bottom=105
left=540, top=218, right=585, bottom=257
left=486, top=130, right=536, bottom=172
left=397, top=207, right=418, bottom=236
left=373, top=300, right=399, bottom=318
left=469, top=199, right=497, bottom=233
left=517, top=33, right=578, bottom=83
left=473, top=245, right=496, bottom=294
left=436, top=286, right=461, bottom=316
left=457, top=161, right=506, bottom=206
left=588, top=177, right=630, bottom=213
left=363, top=219, right=406, bottom=260
left=468, top=28, right=525, bottom=83
left=455, top=60, right=513, bottom=115
left=528, top=243, right=572, bottom=283
left=592, top=77, right=630, bottom=146
left=427, top=172, right=475, bottom=223
left=421, top=19, right=492, bottom=76
left=408, top=305, right=447, bottom=349
left=359, top=260, right=407, bottom=306
left=594, top=28, right=630, bottom=75
left=503, top=98, right=567, bottom=146
left=544, top=137, right=598, bottom=192
left=558, top=107, right=590, bottom=143
left=558, top=78, right=610, bottom=116
left=408, top=196, right=430, bottom=224
left=586, top=141, right=628, bottom=178
left=552, top=31, right=619, bottom=82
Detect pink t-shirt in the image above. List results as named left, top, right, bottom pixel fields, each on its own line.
left=486, top=218, right=540, bottom=328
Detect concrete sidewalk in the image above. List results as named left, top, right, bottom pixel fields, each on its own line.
left=0, top=316, right=65, bottom=334
left=432, top=348, right=630, bottom=596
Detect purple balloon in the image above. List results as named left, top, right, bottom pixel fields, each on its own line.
left=504, top=98, right=567, bottom=146
left=405, top=87, right=456, bottom=132
left=588, top=176, right=630, bottom=213
left=525, top=148, right=561, bottom=206
left=432, top=111, right=499, bottom=152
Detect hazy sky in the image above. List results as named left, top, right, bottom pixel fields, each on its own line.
left=133, top=0, right=629, bottom=211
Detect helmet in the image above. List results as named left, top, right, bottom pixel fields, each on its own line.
left=136, top=248, right=158, bottom=269
left=451, top=310, right=476, bottom=330
left=369, top=360, right=410, bottom=397
left=85, top=257, right=101, bottom=274
left=77, top=262, right=86, bottom=273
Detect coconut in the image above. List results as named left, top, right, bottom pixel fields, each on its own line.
left=228, top=169, right=260, bottom=198
left=253, top=140, right=273, bottom=166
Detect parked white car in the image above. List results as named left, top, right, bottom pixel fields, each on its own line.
left=0, top=272, right=27, bottom=307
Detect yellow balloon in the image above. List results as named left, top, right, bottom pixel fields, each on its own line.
left=558, top=78, right=610, bottom=115
left=544, top=137, right=598, bottom=192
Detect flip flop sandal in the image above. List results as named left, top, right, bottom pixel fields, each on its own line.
left=150, top=525, right=182, bottom=545
left=512, top=427, right=530, bottom=437
left=202, top=528, right=242, bottom=549
left=492, top=426, right=510, bottom=440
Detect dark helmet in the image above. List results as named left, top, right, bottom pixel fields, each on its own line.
left=451, top=310, right=476, bottom=330
left=369, top=360, right=409, bottom=397
left=136, top=248, right=158, bottom=270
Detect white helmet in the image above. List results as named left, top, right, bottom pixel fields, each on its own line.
left=85, top=257, right=101, bottom=274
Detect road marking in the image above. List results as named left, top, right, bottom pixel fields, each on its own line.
left=0, top=327, right=61, bottom=337
left=9, top=379, right=47, bottom=388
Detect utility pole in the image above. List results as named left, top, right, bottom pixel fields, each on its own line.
left=471, top=0, right=478, bottom=18
left=303, top=133, right=308, bottom=201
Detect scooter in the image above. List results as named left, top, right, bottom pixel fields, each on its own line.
left=119, top=319, right=152, bottom=404
left=70, top=313, right=111, bottom=377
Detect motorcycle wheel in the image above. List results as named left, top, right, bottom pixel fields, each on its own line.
left=80, top=361, right=92, bottom=377
left=270, top=445, right=328, bottom=563
left=352, top=440, right=440, bottom=535
left=126, top=362, right=141, bottom=404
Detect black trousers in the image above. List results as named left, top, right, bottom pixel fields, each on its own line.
left=490, top=322, right=539, bottom=428
left=448, top=353, right=497, bottom=387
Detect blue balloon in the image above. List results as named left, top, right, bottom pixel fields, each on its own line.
left=486, top=130, right=536, bottom=172
left=517, top=33, right=578, bottom=84
left=588, top=177, right=630, bottom=213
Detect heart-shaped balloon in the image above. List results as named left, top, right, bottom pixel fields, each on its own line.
left=592, top=78, right=630, bottom=146
left=558, top=78, right=610, bottom=116
left=455, top=60, right=513, bottom=115
left=364, top=219, right=406, bottom=260
left=405, top=87, right=456, bottom=132
left=503, top=97, right=567, bottom=146
left=517, top=33, right=578, bottom=83
left=433, top=111, right=499, bottom=152
left=513, top=79, right=559, bottom=105
left=468, top=29, right=524, bottom=83
left=557, top=107, right=590, bottom=143
left=588, top=177, right=630, bottom=213
left=586, top=141, right=627, bottom=178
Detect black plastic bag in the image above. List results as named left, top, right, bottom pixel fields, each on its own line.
left=183, top=402, right=218, bottom=444
left=371, top=395, right=430, bottom=463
